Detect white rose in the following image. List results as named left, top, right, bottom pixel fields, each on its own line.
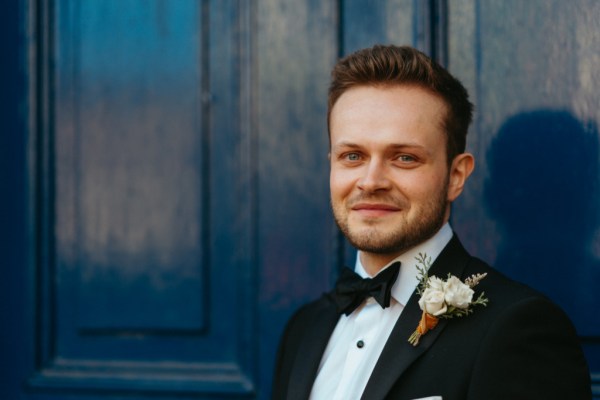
left=428, top=276, right=445, bottom=291
left=418, top=288, right=447, bottom=316
left=443, top=276, right=474, bottom=309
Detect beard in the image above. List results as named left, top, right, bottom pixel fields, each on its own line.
left=332, top=184, right=449, bottom=255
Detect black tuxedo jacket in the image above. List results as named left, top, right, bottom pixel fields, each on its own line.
left=272, top=236, right=591, bottom=400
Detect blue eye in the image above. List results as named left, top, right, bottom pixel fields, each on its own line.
left=398, top=155, right=416, bottom=162
left=346, top=153, right=360, bottom=161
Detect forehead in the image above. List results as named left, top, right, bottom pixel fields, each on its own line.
left=330, top=85, right=448, bottom=148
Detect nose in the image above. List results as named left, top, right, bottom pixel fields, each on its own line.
left=357, top=159, right=391, bottom=193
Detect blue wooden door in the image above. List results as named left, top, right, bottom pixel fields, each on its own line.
left=1, top=1, right=598, bottom=399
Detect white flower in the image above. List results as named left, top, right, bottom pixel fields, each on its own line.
left=409, top=253, right=489, bottom=346
left=428, top=276, right=445, bottom=291
left=418, top=287, right=448, bottom=316
left=443, top=276, right=474, bottom=309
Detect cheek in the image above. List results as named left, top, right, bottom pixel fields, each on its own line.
left=330, top=169, right=355, bottom=198
left=393, top=170, right=447, bottom=200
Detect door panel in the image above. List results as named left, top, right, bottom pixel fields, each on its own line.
left=28, top=0, right=255, bottom=396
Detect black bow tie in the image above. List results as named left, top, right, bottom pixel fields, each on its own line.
left=332, top=261, right=401, bottom=316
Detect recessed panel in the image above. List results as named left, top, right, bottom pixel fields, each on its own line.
left=70, top=0, right=205, bottom=331
left=38, top=0, right=256, bottom=394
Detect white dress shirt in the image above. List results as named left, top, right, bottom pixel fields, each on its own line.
left=309, top=224, right=453, bottom=400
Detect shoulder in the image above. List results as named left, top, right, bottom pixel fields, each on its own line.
left=277, top=294, right=337, bottom=346
left=287, top=293, right=334, bottom=320
left=460, top=257, right=591, bottom=398
left=463, top=256, right=542, bottom=300
left=271, top=294, right=339, bottom=397
left=462, top=256, right=578, bottom=336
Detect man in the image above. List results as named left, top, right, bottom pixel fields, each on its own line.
left=271, top=45, right=591, bottom=399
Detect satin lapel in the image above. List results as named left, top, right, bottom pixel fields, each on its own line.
left=361, top=236, right=471, bottom=400
left=286, top=295, right=340, bottom=400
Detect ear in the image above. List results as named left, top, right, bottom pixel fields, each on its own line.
left=447, top=153, right=475, bottom=202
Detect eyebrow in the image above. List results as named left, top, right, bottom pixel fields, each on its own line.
left=332, top=141, right=428, bottom=151
left=331, top=141, right=361, bottom=150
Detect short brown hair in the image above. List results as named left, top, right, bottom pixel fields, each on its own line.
left=328, top=45, right=473, bottom=163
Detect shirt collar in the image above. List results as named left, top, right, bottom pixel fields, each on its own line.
left=354, top=223, right=453, bottom=307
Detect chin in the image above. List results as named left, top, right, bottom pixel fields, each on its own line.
left=347, top=228, right=400, bottom=248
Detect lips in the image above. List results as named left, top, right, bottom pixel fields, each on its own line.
left=352, top=203, right=400, bottom=211
left=351, top=202, right=401, bottom=217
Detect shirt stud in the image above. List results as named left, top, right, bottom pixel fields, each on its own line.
left=356, top=340, right=365, bottom=348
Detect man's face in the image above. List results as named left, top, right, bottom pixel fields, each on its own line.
left=329, top=85, right=466, bottom=257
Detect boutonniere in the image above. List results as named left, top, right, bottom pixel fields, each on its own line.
left=408, top=253, right=489, bottom=346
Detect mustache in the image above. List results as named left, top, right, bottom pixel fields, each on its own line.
left=346, top=193, right=407, bottom=208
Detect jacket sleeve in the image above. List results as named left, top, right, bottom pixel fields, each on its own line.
left=467, top=296, right=591, bottom=400
left=271, top=306, right=306, bottom=400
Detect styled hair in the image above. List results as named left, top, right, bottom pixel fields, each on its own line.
left=328, top=45, right=473, bottom=163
